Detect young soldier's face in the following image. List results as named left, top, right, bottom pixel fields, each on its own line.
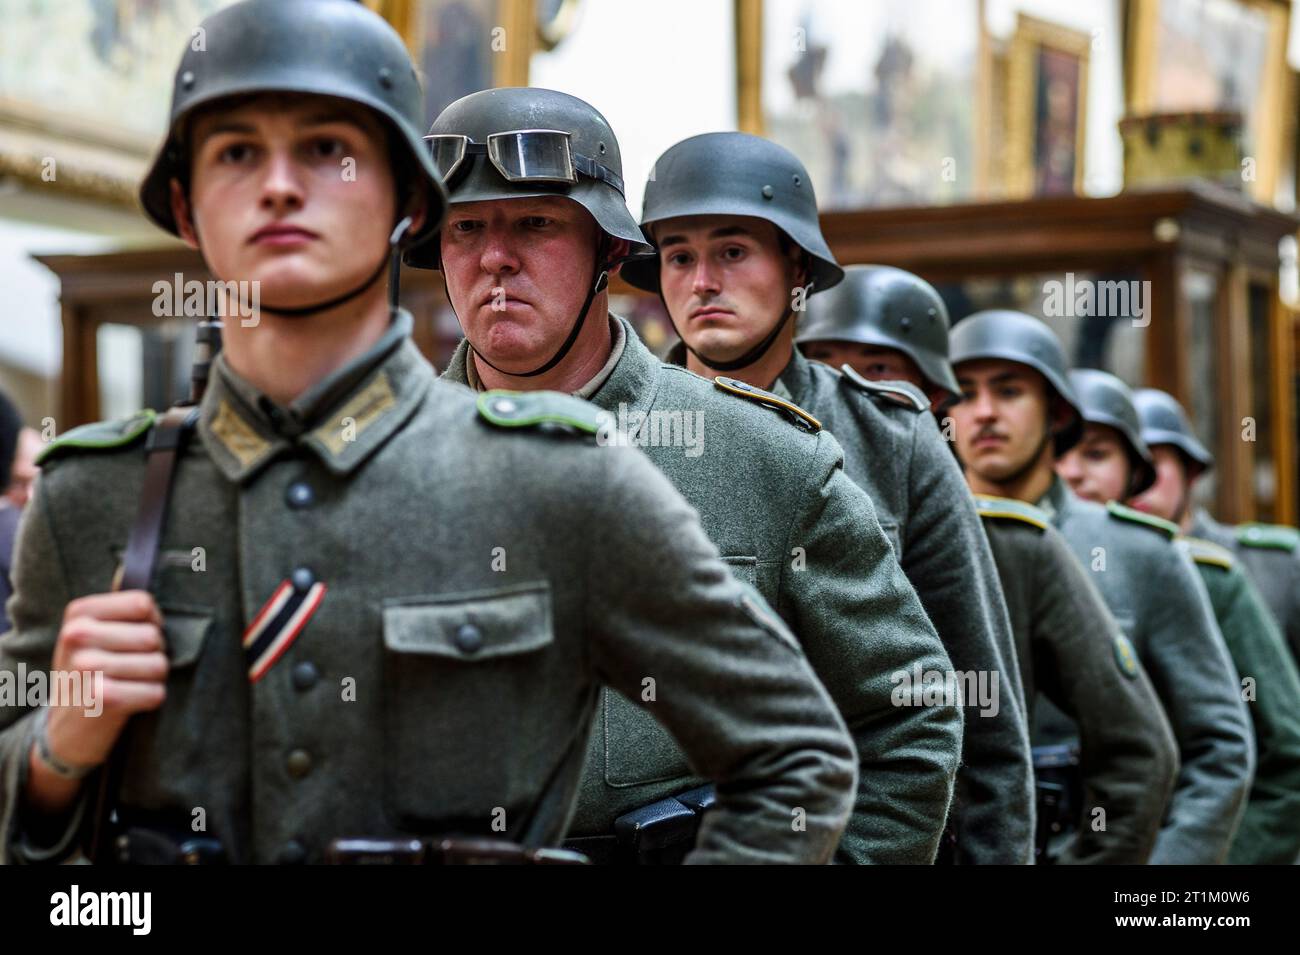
left=173, top=94, right=402, bottom=311
left=1129, top=444, right=1190, bottom=522
left=1055, top=423, right=1132, bottom=504
left=439, top=196, right=603, bottom=371
left=654, top=215, right=804, bottom=363
left=803, top=341, right=950, bottom=410
left=804, top=341, right=920, bottom=383
left=951, top=359, right=1054, bottom=481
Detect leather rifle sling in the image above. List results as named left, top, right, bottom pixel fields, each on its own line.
left=86, top=403, right=199, bottom=863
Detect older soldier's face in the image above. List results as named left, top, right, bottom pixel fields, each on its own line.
left=654, top=215, right=804, bottom=363
left=951, top=359, right=1055, bottom=481
left=1056, top=423, right=1132, bottom=504
left=439, top=196, right=603, bottom=371
left=172, top=94, right=406, bottom=312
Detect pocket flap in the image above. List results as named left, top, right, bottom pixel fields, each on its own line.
left=161, top=605, right=214, bottom=669
left=720, top=554, right=758, bottom=587
left=382, top=582, right=554, bottom=661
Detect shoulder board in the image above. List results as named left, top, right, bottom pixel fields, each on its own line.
left=973, top=494, right=1049, bottom=532
left=839, top=366, right=928, bottom=412
left=713, top=377, right=821, bottom=433
left=1180, top=536, right=1235, bottom=571
left=1236, top=522, right=1299, bottom=553
left=35, top=409, right=157, bottom=466
left=476, top=390, right=601, bottom=436
left=1106, top=500, right=1178, bottom=540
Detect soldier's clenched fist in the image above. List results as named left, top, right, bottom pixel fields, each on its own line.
left=30, top=591, right=169, bottom=803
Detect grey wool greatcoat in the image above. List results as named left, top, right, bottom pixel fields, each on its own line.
left=755, top=345, right=1036, bottom=865
left=0, top=312, right=860, bottom=865
left=1034, top=478, right=1254, bottom=864
left=445, top=317, right=963, bottom=864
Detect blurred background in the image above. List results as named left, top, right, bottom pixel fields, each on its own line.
left=1, top=0, right=1298, bottom=522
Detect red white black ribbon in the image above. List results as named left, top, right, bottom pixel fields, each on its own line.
left=243, top=579, right=326, bottom=683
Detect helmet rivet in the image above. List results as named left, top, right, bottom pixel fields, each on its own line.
left=900, top=317, right=912, bottom=330
left=378, top=67, right=394, bottom=89
left=598, top=142, right=607, bottom=154
left=180, top=71, right=195, bottom=91
left=761, top=185, right=774, bottom=199
left=793, top=175, right=802, bottom=187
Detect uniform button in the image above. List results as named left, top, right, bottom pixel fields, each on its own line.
left=286, top=481, right=315, bottom=509
left=277, top=840, right=307, bottom=865
left=454, top=623, right=483, bottom=655
left=292, top=661, right=320, bottom=690
left=291, top=567, right=315, bottom=592
left=492, top=397, right=518, bottom=415
left=287, top=748, right=313, bottom=779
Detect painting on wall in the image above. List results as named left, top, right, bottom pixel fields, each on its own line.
left=749, top=0, right=982, bottom=209
left=1002, top=14, right=1090, bottom=198
left=0, top=0, right=237, bottom=204
left=371, top=0, right=536, bottom=130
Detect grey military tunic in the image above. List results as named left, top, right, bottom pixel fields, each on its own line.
left=1194, top=509, right=1300, bottom=668
left=445, top=317, right=963, bottom=864
left=742, top=344, right=1034, bottom=865
left=1036, top=477, right=1254, bottom=864
left=0, top=312, right=859, bottom=865
left=1179, top=536, right=1300, bottom=865
left=975, top=495, right=1177, bottom=864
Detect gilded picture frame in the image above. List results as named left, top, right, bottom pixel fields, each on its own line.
left=1124, top=0, right=1292, bottom=204
left=1001, top=13, right=1091, bottom=199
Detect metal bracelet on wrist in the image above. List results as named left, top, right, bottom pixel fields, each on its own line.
left=35, top=710, right=98, bottom=781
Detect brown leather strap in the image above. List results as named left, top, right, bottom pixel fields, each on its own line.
left=116, top=405, right=199, bottom=594
left=89, top=403, right=198, bottom=864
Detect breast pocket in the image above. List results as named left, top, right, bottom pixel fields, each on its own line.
left=380, top=581, right=556, bottom=829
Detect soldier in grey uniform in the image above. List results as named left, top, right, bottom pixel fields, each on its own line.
left=407, top=88, right=962, bottom=864
left=1108, top=384, right=1300, bottom=864
left=620, top=134, right=1035, bottom=864
left=799, top=265, right=1179, bottom=864
left=948, top=310, right=1254, bottom=864
left=1132, top=387, right=1300, bottom=670
left=0, top=0, right=860, bottom=865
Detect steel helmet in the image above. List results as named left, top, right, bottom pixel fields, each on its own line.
left=1068, top=368, right=1158, bottom=498
left=139, top=0, right=446, bottom=251
left=949, top=310, right=1084, bottom=454
left=404, top=87, right=650, bottom=271
left=797, top=265, right=960, bottom=398
left=1133, top=388, right=1213, bottom=478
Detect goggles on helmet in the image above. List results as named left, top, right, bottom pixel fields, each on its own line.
left=425, top=128, right=624, bottom=195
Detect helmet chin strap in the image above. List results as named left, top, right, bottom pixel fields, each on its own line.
left=667, top=296, right=803, bottom=373
left=256, top=216, right=414, bottom=318
left=459, top=237, right=632, bottom=380
left=664, top=261, right=814, bottom=373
